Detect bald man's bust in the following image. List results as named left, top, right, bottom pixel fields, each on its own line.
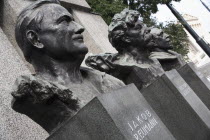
left=11, top=0, right=124, bottom=133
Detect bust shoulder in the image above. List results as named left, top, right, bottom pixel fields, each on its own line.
left=80, top=67, right=125, bottom=93
left=11, top=74, right=80, bottom=109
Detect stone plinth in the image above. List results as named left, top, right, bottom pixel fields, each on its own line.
left=178, top=63, right=210, bottom=110
left=47, top=84, right=175, bottom=140
left=141, top=69, right=210, bottom=140
left=125, top=66, right=164, bottom=90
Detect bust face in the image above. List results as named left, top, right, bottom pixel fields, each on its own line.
left=124, top=21, right=146, bottom=46
left=146, top=28, right=172, bottom=50
left=110, top=21, right=172, bottom=53
left=36, top=4, right=88, bottom=60
left=123, top=22, right=172, bottom=51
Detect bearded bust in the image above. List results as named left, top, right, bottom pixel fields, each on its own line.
left=85, top=8, right=185, bottom=89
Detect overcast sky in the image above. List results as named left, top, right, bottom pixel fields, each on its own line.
left=153, top=0, right=210, bottom=33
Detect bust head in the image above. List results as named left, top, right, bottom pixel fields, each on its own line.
left=108, top=9, right=172, bottom=53
left=15, top=0, right=88, bottom=63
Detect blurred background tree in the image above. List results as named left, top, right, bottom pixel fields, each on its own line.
left=86, top=0, right=189, bottom=57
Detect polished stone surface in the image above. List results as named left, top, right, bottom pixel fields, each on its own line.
left=141, top=69, right=210, bottom=140
left=48, top=84, right=175, bottom=140
left=178, top=63, right=210, bottom=110
left=125, top=66, right=163, bottom=90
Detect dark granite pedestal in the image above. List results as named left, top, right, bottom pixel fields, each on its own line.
left=125, top=66, right=164, bottom=90
left=47, top=84, right=175, bottom=140
left=141, top=69, right=210, bottom=140
left=178, top=63, right=210, bottom=110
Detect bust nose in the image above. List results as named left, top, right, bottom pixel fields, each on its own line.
left=73, top=21, right=85, bottom=34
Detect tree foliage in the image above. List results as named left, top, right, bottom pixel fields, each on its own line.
left=161, top=22, right=189, bottom=57
left=143, top=18, right=189, bottom=57
left=122, top=0, right=181, bottom=19
left=86, top=0, right=189, bottom=57
left=86, top=0, right=126, bottom=24
left=87, top=0, right=181, bottom=24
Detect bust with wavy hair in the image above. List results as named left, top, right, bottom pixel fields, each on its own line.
left=86, top=8, right=185, bottom=89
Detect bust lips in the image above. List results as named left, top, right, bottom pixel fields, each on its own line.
left=72, top=34, right=84, bottom=41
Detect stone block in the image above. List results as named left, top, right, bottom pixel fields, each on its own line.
left=178, top=63, right=210, bottom=110
left=141, top=69, right=210, bottom=140
left=0, top=28, right=48, bottom=140
left=47, top=84, right=175, bottom=140
left=125, top=66, right=164, bottom=90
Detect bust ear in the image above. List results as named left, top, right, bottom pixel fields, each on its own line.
left=26, top=30, right=44, bottom=49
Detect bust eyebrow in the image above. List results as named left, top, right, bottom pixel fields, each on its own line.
left=56, top=15, right=73, bottom=24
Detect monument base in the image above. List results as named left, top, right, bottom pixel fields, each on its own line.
left=178, top=63, right=210, bottom=110
left=47, top=84, right=175, bottom=140
left=141, top=69, right=210, bottom=140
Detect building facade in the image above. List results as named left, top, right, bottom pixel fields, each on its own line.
left=182, top=14, right=210, bottom=67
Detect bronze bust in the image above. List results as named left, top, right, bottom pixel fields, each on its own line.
left=12, top=0, right=124, bottom=133
left=85, top=8, right=185, bottom=89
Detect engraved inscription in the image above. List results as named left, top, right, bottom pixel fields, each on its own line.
left=127, top=110, right=158, bottom=140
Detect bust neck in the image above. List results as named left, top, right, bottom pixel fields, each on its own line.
left=31, top=52, right=84, bottom=85
left=119, top=46, right=152, bottom=63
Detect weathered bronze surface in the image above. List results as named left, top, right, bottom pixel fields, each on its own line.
left=86, top=9, right=185, bottom=89
left=11, top=0, right=124, bottom=133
